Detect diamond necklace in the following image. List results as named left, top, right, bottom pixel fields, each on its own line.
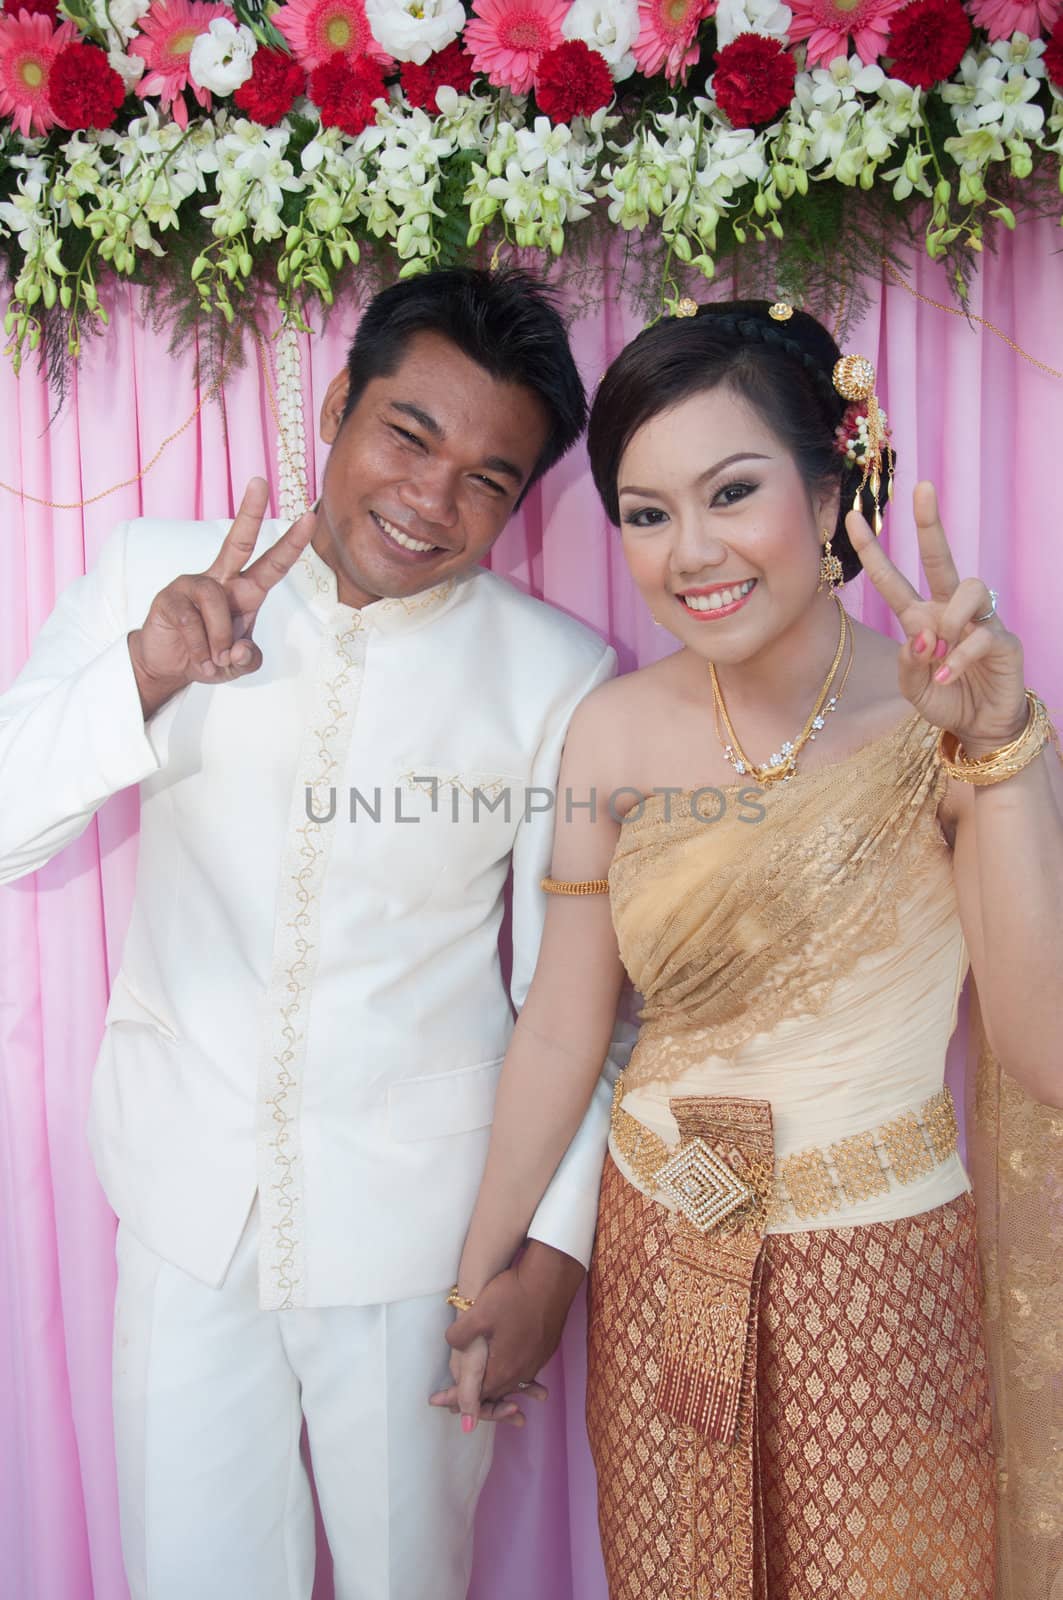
left=710, top=594, right=854, bottom=787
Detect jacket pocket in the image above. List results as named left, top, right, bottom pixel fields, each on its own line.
left=387, top=1056, right=504, bottom=1142
left=103, top=972, right=180, bottom=1041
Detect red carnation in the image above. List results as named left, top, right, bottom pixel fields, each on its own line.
left=884, top=0, right=971, bottom=91
left=308, top=50, right=385, bottom=135
left=2, top=0, right=58, bottom=18
left=1045, top=18, right=1063, bottom=90
left=234, top=46, right=306, bottom=124
left=712, top=33, right=795, bottom=129
left=49, top=40, right=126, bottom=130
left=400, top=40, right=474, bottom=110
left=533, top=39, right=613, bottom=125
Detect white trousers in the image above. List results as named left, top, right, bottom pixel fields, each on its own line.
left=112, top=1212, right=494, bottom=1600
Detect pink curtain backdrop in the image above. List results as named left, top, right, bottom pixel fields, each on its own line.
left=2, top=229, right=1063, bottom=1600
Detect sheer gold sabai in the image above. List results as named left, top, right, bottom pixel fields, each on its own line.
left=968, top=993, right=1063, bottom=1600
left=606, top=711, right=1063, bottom=1598
left=612, top=714, right=947, bottom=1072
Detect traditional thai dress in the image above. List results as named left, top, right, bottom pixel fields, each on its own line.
left=586, top=713, right=998, bottom=1599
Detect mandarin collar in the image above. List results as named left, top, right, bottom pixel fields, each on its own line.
left=292, top=539, right=464, bottom=635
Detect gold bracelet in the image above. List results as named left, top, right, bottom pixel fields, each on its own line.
left=938, top=691, right=1055, bottom=786
left=541, top=876, right=610, bottom=896
left=446, top=1286, right=475, bottom=1313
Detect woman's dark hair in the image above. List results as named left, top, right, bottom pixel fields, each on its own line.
left=342, top=267, right=586, bottom=505
left=587, top=300, right=889, bottom=582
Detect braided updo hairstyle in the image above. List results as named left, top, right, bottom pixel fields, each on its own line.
left=587, top=300, right=889, bottom=584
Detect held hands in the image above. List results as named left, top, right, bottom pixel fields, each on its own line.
left=435, top=1330, right=544, bottom=1432
left=127, top=477, right=315, bottom=719
left=429, top=1243, right=585, bottom=1433
left=847, top=483, right=1028, bottom=755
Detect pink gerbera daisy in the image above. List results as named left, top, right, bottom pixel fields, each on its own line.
left=0, top=8, right=76, bottom=135
left=273, top=0, right=391, bottom=72
left=463, top=0, right=568, bottom=95
left=632, top=0, right=715, bottom=85
left=966, top=0, right=1061, bottom=40
left=787, top=0, right=905, bottom=67
left=130, top=0, right=235, bottom=126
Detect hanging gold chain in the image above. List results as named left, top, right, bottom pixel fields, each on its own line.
left=0, top=365, right=230, bottom=510
left=882, top=258, right=1063, bottom=381
left=0, top=326, right=298, bottom=512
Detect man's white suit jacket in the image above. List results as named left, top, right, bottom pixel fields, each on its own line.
left=0, top=521, right=628, bottom=1309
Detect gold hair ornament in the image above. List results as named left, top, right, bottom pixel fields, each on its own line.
left=675, top=297, right=699, bottom=317
left=768, top=302, right=794, bottom=321
left=832, top=353, right=893, bottom=533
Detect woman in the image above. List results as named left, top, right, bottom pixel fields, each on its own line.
left=435, top=301, right=1063, bottom=1595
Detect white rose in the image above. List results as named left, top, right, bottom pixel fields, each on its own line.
left=364, top=0, right=465, bottom=65
left=561, top=0, right=640, bottom=80
left=108, top=47, right=145, bottom=90
left=189, top=19, right=257, bottom=97
left=91, top=0, right=150, bottom=44
left=713, top=0, right=792, bottom=47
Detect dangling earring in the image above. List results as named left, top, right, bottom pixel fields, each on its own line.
left=819, top=528, right=843, bottom=594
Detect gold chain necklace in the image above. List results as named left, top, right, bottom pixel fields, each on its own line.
left=710, top=594, right=854, bottom=786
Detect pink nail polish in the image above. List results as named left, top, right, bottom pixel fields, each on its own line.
left=913, top=636, right=927, bottom=655
left=461, top=1415, right=475, bottom=1434
left=934, top=639, right=948, bottom=659
left=934, top=665, right=950, bottom=684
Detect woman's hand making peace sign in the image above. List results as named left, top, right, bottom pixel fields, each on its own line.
left=846, top=482, right=1028, bottom=757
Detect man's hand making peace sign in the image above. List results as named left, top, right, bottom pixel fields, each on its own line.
left=127, top=478, right=315, bottom=719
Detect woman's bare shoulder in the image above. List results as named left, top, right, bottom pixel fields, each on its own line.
left=564, top=655, right=686, bottom=781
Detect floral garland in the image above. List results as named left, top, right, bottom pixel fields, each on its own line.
left=1, top=0, right=1062, bottom=373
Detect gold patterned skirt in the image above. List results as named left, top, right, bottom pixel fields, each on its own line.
left=587, top=1155, right=996, bottom=1600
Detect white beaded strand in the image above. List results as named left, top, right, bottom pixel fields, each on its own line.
left=275, top=323, right=310, bottom=519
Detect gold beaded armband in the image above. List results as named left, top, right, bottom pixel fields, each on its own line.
left=446, top=1286, right=475, bottom=1312
left=540, top=876, right=610, bottom=896
left=938, top=691, right=1059, bottom=786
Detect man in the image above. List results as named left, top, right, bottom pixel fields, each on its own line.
left=0, top=269, right=622, bottom=1600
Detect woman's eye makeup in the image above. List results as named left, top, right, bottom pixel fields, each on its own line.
left=622, top=506, right=669, bottom=528
left=713, top=479, right=756, bottom=506
left=622, top=478, right=758, bottom=526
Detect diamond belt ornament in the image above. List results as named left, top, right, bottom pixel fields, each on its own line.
left=655, top=1137, right=754, bottom=1233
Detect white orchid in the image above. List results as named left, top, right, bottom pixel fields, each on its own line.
left=434, top=86, right=497, bottom=148
left=874, top=77, right=923, bottom=134
left=561, top=0, right=640, bottom=80
left=968, top=70, right=1044, bottom=140
left=204, top=123, right=305, bottom=241
left=941, top=47, right=1006, bottom=114
left=0, top=175, right=54, bottom=253
left=365, top=0, right=465, bottom=64
left=944, top=123, right=1008, bottom=176
left=988, top=32, right=1046, bottom=78
left=811, top=55, right=886, bottom=97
